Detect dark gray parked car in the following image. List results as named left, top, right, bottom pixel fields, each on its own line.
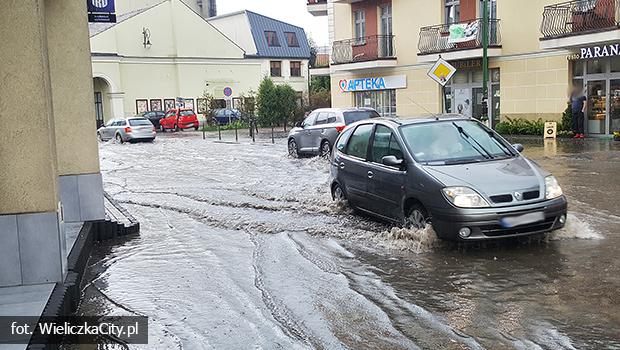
left=330, top=116, right=568, bottom=241
left=288, top=108, right=380, bottom=157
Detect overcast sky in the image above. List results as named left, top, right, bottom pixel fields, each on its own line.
left=216, top=0, right=329, bottom=46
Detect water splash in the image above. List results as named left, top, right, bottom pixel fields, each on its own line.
left=548, top=213, right=603, bottom=241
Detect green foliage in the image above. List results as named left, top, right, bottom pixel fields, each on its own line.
left=256, top=77, right=299, bottom=127
left=201, top=121, right=249, bottom=132
left=237, top=90, right=256, bottom=120
left=495, top=117, right=546, bottom=135
left=309, top=89, right=331, bottom=110
left=308, top=36, right=318, bottom=68
left=310, top=76, right=331, bottom=93
left=559, top=104, right=573, bottom=132
left=256, top=77, right=278, bottom=126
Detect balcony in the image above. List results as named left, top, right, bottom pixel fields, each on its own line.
left=417, top=18, right=502, bottom=63
left=331, top=35, right=397, bottom=71
left=540, top=0, right=620, bottom=49
left=307, top=0, right=328, bottom=16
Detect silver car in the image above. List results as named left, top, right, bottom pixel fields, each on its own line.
left=97, top=117, right=156, bottom=143
left=288, top=108, right=380, bottom=157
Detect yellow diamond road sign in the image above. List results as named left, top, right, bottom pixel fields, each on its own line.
left=428, top=58, right=457, bottom=86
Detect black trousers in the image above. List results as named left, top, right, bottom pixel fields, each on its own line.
left=572, top=110, right=585, bottom=134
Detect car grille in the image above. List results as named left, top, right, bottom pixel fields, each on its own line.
left=489, top=190, right=540, bottom=204
left=480, top=216, right=556, bottom=237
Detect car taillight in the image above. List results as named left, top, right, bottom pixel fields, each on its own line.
left=125, top=127, right=132, bottom=133
left=152, top=127, right=156, bottom=132
left=335, top=124, right=346, bottom=133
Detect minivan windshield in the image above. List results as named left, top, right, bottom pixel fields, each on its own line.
left=400, top=120, right=514, bottom=165
left=343, top=111, right=380, bottom=125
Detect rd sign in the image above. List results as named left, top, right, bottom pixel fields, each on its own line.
left=223, top=87, right=233, bottom=98
left=427, top=58, right=457, bottom=86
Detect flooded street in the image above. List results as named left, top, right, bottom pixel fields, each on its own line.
left=77, top=133, right=620, bottom=349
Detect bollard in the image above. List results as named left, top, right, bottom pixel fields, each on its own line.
left=218, top=122, right=221, bottom=141
left=271, top=125, right=274, bottom=144
left=252, top=120, right=256, bottom=143
left=235, top=123, right=238, bottom=142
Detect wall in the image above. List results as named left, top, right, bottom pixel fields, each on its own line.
left=207, top=13, right=258, bottom=55
left=0, top=0, right=59, bottom=214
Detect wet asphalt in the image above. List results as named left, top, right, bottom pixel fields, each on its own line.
left=73, top=132, right=620, bottom=350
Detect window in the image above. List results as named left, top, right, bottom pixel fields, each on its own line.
left=290, top=61, right=302, bottom=77
left=354, top=10, right=366, bottom=43
left=129, top=119, right=152, bottom=126
left=315, top=112, right=330, bottom=125
left=346, top=124, right=373, bottom=159
left=343, top=110, right=380, bottom=125
left=371, top=125, right=404, bottom=163
left=354, top=90, right=396, bottom=117
left=285, top=32, right=300, bottom=47
left=265, top=31, right=280, bottom=47
left=445, top=0, right=460, bottom=24
left=337, top=127, right=354, bottom=152
left=94, top=92, right=103, bottom=125
left=270, top=61, right=282, bottom=77
left=302, top=113, right=317, bottom=127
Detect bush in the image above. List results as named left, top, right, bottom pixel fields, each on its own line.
left=494, top=117, right=546, bottom=135
left=559, top=104, right=572, bottom=132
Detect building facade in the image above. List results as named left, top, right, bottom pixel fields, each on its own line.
left=1, top=0, right=105, bottom=288
left=310, top=0, right=620, bottom=136
left=91, top=1, right=311, bottom=124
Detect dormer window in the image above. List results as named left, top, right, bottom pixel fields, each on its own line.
left=285, top=32, right=300, bottom=47
left=265, top=31, right=280, bottom=47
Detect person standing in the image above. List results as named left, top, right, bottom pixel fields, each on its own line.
left=570, top=84, right=587, bottom=139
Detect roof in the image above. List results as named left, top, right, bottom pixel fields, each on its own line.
left=89, top=2, right=165, bottom=37
left=211, top=10, right=311, bottom=59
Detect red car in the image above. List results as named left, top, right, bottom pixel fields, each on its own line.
left=160, top=108, right=200, bottom=131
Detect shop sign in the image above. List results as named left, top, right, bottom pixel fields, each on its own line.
left=579, top=43, right=620, bottom=59
left=87, top=0, right=116, bottom=23
left=427, top=58, right=457, bottom=86
left=451, top=59, right=482, bottom=70
left=339, top=75, right=406, bottom=92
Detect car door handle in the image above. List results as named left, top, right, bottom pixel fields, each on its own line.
left=367, top=171, right=374, bottom=179
left=339, top=162, right=345, bottom=170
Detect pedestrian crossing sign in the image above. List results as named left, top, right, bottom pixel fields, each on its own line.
left=428, top=58, right=457, bottom=86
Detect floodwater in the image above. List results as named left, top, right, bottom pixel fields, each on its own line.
left=75, top=133, right=620, bottom=349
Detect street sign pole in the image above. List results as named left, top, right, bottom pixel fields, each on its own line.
left=482, top=0, right=489, bottom=124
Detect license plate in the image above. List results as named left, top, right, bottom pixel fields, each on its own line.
left=500, top=212, right=545, bottom=228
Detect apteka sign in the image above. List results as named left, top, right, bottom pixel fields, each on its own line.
left=339, top=75, right=406, bottom=92
left=580, top=44, right=620, bottom=59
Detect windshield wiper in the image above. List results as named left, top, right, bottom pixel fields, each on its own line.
left=451, top=122, right=494, bottom=159
left=486, top=131, right=514, bottom=157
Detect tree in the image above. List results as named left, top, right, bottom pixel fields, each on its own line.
left=274, top=84, right=298, bottom=132
left=256, top=77, right=278, bottom=127
left=310, top=76, right=331, bottom=93
left=308, top=36, right=318, bottom=68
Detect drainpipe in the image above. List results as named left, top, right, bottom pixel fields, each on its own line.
left=482, top=0, right=489, bottom=126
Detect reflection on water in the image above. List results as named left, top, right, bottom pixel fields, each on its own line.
left=74, top=135, right=620, bottom=349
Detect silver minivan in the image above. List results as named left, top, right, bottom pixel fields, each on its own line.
left=288, top=108, right=380, bottom=157
left=97, top=117, right=156, bottom=143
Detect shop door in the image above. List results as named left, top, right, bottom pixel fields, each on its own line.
left=610, top=79, right=620, bottom=133
left=586, top=80, right=606, bottom=134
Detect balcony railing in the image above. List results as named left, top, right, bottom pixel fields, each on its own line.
left=541, top=0, right=620, bottom=39
left=307, top=0, right=327, bottom=4
left=418, top=18, right=501, bottom=55
left=332, top=35, right=396, bottom=65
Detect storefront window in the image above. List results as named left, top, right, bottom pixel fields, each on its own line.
left=573, top=60, right=584, bottom=77
left=587, top=58, right=605, bottom=74
left=354, top=90, right=396, bottom=117
left=610, top=80, right=620, bottom=132
left=611, top=57, right=620, bottom=73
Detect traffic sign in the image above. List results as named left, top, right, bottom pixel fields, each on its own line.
left=427, top=58, right=457, bottom=86
left=223, top=87, right=233, bottom=97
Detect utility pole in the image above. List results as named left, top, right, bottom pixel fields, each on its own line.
left=482, top=0, right=489, bottom=125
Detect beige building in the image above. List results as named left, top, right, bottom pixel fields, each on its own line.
left=1, top=0, right=104, bottom=288
left=91, top=0, right=311, bottom=125
left=309, top=0, right=620, bottom=135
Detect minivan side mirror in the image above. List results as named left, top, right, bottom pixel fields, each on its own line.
left=512, top=143, right=525, bottom=153
left=382, top=155, right=404, bottom=168
left=295, top=121, right=303, bottom=128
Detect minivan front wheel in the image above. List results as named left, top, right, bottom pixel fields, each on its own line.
left=288, top=139, right=299, bottom=158
left=320, top=140, right=332, bottom=158
left=405, top=204, right=429, bottom=230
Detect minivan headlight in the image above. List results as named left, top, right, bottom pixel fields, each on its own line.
left=442, top=187, right=490, bottom=208
left=545, top=175, right=563, bottom=199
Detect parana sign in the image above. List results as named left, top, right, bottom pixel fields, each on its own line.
left=580, top=43, right=620, bottom=59
left=339, top=75, right=407, bottom=92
